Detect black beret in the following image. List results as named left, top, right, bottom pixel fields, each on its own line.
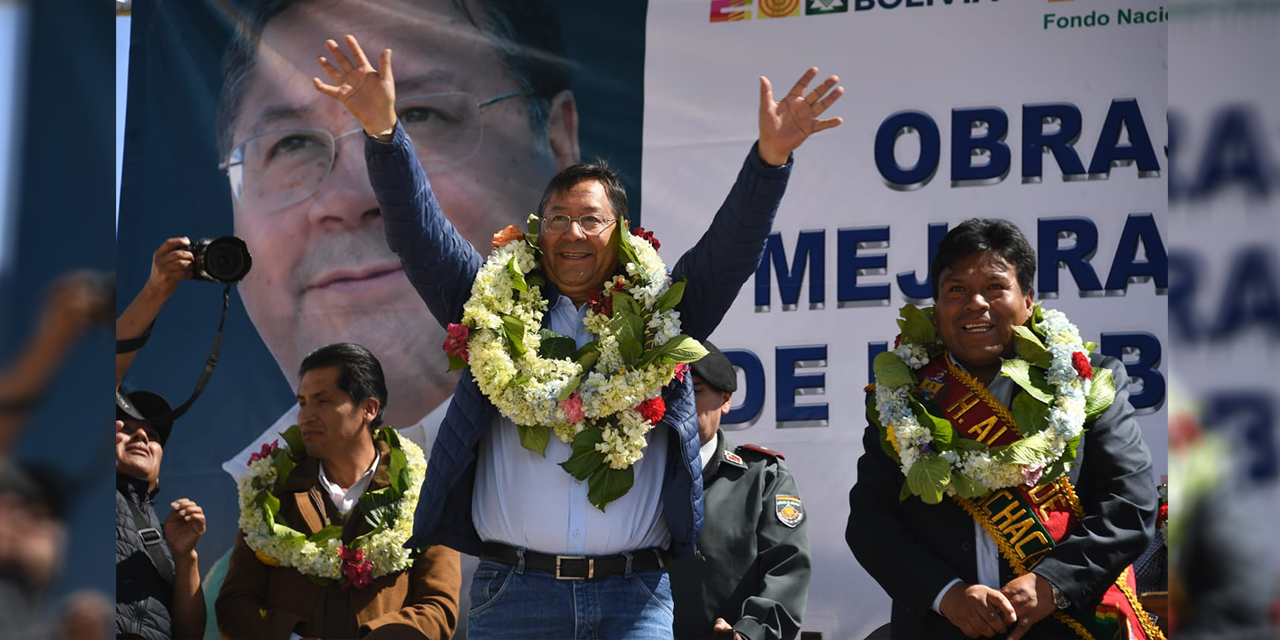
left=690, top=340, right=737, bottom=393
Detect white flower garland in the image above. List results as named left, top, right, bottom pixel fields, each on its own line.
left=236, top=428, right=426, bottom=582
left=463, top=233, right=682, bottom=469
left=876, top=308, right=1090, bottom=493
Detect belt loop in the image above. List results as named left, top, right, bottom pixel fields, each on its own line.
left=622, top=550, right=634, bottom=577
left=515, top=547, right=527, bottom=574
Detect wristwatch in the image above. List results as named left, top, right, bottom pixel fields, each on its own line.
left=1050, top=582, right=1071, bottom=610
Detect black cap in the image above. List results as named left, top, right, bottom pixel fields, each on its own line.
left=116, top=390, right=174, bottom=446
left=690, top=340, right=737, bottom=393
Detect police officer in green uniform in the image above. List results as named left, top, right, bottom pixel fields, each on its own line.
left=669, top=342, right=812, bottom=640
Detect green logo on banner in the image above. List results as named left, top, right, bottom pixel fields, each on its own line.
left=806, top=0, right=847, bottom=14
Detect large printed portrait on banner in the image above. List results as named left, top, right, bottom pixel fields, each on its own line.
left=117, top=0, right=646, bottom=634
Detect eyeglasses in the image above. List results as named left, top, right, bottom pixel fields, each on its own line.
left=222, top=90, right=532, bottom=213
left=542, top=214, right=618, bottom=235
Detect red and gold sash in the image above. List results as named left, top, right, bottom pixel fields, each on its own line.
left=916, top=355, right=1164, bottom=640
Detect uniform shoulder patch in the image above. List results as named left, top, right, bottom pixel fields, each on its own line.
left=721, top=450, right=747, bottom=468
left=739, top=443, right=785, bottom=460
left=775, top=494, right=804, bottom=528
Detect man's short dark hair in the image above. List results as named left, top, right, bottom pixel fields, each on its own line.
left=215, top=0, right=571, bottom=159
left=537, top=159, right=629, bottom=222
left=931, top=218, right=1036, bottom=299
left=298, top=343, right=388, bottom=430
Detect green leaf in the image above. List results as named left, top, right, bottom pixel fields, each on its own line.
left=1011, top=325, right=1053, bottom=369
left=518, top=425, right=551, bottom=456
left=950, top=471, right=989, bottom=499
left=617, top=220, right=639, bottom=266
left=1012, top=392, right=1050, bottom=436
left=1000, top=359, right=1054, bottom=404
left=906, top=455, right=951, bottom=505
left=271, top=452, right=297, bottom=491
left=360, top=486, right=400, bottom=528
left=610, top=312, right=644, bottom=366
left=587, top=466, right=635, bottom=511
left=643, top=335, right=708, bottom=366
left=525, top=214, right=540, bottom=250
left=307, top=525, right=344, bottom=544
left=447, top=354, right=468, bottom=371
left=897, top=304, right=936, bottom=345
left=556, top=375, right=582, bottom=402
left=1082, top=341, right=1098, bottom=355
left=502, top=314, right=526, bottom=356
left=507, top=257, right=528, bottom=293
left=526, top=272, right=546, bottom=288
left=655, top=279, right=687, bottom=313
left=281, top=425, right=305, bottom=459
left=910, top=399, right=953, bottom=449
left=951, top=438, right=987, bottom=452
left=1042, top=434, right=1082, bottom=482
left=386, top=445, right=408, bottom=493
left=576, top=345, right=601, bottom=372
left=873, top=352, right=914, bottom=388
left=559, top=427, right=606, bottom=481
left=612, top=291, right=642, bottom=318
left=990, top=431, right=1055, bottom=465
left=538, top=329, right=577, bottom=361
left=506, top=374, right=530, bottom=388
left=1084, top=367, right=1116, bottom=422
left=898, top=481, right=913, bottom=503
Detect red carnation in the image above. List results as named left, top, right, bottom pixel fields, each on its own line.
left=248, top=440, right=279, bottom=464
left=673, top=363, right=689, bottom=384
left=1071, top=352, right=1093, bottom=380
left=339, top=546, right=374, bottom=590
left=587, top=289, right=613, bottom=317
left=1157, top=503, right=1169, bottom=529
left=444, top=323, right=470, bottom=362
left=893, top=334, right=902, bottom=349
left=612, top=276, right=629, bottom=292
left=632, top=227, right=661, bottom=250
left=636, top=397, right=666, bottom=424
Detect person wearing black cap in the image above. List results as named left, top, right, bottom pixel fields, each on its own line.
left=116, top=390, right=207, bottom=640
left=668, top=342, right=812, bottom=640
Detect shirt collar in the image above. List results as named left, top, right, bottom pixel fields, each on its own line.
left=317, top=451, right=380, bottom=516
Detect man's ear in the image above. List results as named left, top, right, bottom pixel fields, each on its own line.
left=362, top=398, right=381, bottom=426
left=546, top=89, right=580, bottom=169
left=720, top=392, right=733, bottom=415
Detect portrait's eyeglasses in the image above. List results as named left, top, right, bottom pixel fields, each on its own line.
left=221, top=90, right=532, bottom=213
left=542, top=214, right=618, bottom=235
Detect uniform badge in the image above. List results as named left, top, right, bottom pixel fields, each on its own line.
left=775, top=494, right=804, bottom=528
left=723, top=450, right=746, bottom=468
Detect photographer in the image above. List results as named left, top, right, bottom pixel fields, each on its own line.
left=116, top=237, right=208, bottom=640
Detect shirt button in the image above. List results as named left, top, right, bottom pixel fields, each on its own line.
left=575, top=481, right=582, bottom=487
left=573, top=530, right=581, bottom=538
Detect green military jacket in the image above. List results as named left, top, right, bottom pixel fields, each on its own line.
left=669, top=430, right=812, bottom=640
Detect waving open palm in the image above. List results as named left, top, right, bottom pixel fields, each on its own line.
left=758, top=67, right=844, bottom=166
left=312, top=35, right=398, bottom=136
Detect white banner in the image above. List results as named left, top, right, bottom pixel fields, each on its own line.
left=643, top=1, right=1168, bottom=636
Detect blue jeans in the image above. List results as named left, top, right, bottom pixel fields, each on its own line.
left=467, top=553, right=675, bottom=640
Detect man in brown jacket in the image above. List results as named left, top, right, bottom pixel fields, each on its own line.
left=217, top=343, right=460, bottom=639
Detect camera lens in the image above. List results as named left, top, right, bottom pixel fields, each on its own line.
left=192, top=236, right=252, bottom=284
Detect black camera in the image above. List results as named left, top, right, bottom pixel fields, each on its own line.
left=190, top=236, right=252, bottom=284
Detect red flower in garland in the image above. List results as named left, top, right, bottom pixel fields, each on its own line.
left=1156, top=503, right=1169, bottom=529
left=673, top=363, right=689, bottom=384
left=632, top=227, right=661, bottom=250
left=444, top=323, right=470, bottom=362
left=339, top=546, right=374, bottom=590
left=248, top=440, right=279, bottom=464
left=587, top=289, right=613, bottom=317
left=893, top=334, right=902, bottom=349
left=612, top=276, right=629, bottom=292
left=1071, top=352, right=1093, bottom=380
left=636, top=397, right=666, bottom=424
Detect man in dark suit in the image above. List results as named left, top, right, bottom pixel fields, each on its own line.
left=846, top=219, right=1160, bottom=640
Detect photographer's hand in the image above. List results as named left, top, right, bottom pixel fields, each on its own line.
left=116, top=237, right=194, bottom=386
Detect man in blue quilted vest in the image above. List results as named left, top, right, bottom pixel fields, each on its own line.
left=313, top=34, right=843, bottom=639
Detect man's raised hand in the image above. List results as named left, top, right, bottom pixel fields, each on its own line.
left=757, top=67, right=844, bottom=166
left=312, top=35, right=397, bottom=137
